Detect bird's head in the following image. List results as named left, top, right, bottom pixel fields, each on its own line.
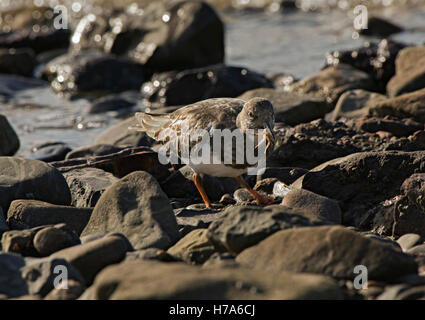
left=237, top=97, right=275, bottom=152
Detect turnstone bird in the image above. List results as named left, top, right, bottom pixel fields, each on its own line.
left=135, top=97, right=275, bottom=208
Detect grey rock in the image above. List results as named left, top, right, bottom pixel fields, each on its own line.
left=207, top=204, right=324, bottom=255
left=0, top=207, right=8, bottom=234
left=0, top=253, right=27, bottom=298
left=65, top=144, right=125, bottom=160
left=397, top=234, right=423, bottom=252
left=407, top=244, right=425, bottom=256
left=125, top=248, right=178, bottom=263
left=0, top=157, right=71, bottom=212
left=1, top=226, right=45, bottom=256
left=82, top=171, right=180, bottom=250
left=44, top=279, right=86, bottom=300
left=63, top=168, right=118, bottom=208
left=33, top=225, right=80, bottom=256
left=7, top=200, right=92, bottom=235
left=0, top=115, right=19, bottom=156
left=236, top=225, right=418, bottom=281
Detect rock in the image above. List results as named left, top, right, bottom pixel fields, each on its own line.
left=272, top=181, right=292, bottom=198
left=7, top=200, right=92, bottom=235
left=202, top=252, right=239, bottom=269
left=43, top=51, right=146, bottom=96
left=360, top=16, right=403, bottom=37
left=160, top=165, right=239, bottom=202
left=52, top=235, right=129, bottom=284
left=125, top=248, right=178, bottom=263
left=387, top=45, right=425, bottom=97
left=142, top=64, right=272, bottom=106
left=256, top=167, right=308, bottom=185
left=233, top=188, right=253, bottom=203
left=167, top=229, right=215, bottom=265
left=94, top=116, right=155, bottom=147
left=65, top=144, right=125, bottom=160
left=81, top=171, right=180, bottom=250
left=63, top=168, right=118, bottom=208
left=253, top=178, right=278, bottom=194
left=368, top=88, right=425, bottom=123
left=0, top=207, right=8, bottom=234
left=325, top=39, right=407, bottom=92
left=44, top=279, right=86, bottom=300
left=0, top=74, right=47, bottom=100
left=71, top=1, right=224, bottom=72
left=33, top=225, right=80, bottom=256
left=88, top=93, right=138, bottom=114
left=331, top=89, right=386, bottom=120
left=236, top=225, right=417, bottom=281
left=0, top=6, right=70, bottom=54
left=0, top=253, right=27, bottom=298
left=29, top=142, right=72, bottom=162
left=407, top=244, right=425, bottom=256
left=1, top=226, right=45, bottom=256
left=174, top=207, right=227, bottom=236
left=397, top=234, right=423, bottom=252
left=0, top=48, right=35, bottom=77
left=356, top=117, right=423, bottom=137
left=207, top=205, right=324, bottom=255
left=291, top=151, right=425, bottom=227
left=238, top=88, right=329, bottom=126
left=281, top=189, right=342, bottom=224
left=21, top=257, right=85, bottom=297
left=0, top=115, right=20, bottom=156
left=290, top=64, right=376, bottom=106
left=86, top=260, right=344, bottom=299
left=0, top=157, right=71, bottom=212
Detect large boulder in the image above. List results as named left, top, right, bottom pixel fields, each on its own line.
left=291, top=151, right=425, bottom=227
left=0, top=115, right=20, bottom=156
left=70, top=1, right=224, bottom=72
left=207, top=205, right=324, bottom=255
left=0, top=157, right=71, bottom=212
left=43, top=51, right=146, bottom=96
left=142, top=64, right=272, bottom=106
left=236, top=226, right=417, bottom=281
left=387, top=45, right=425, bottom=97
left=0, top=253, right=27, bottom=298
left=85, top=260, right=344, bottom=299
left=0, top=48, right=35, bottom=77
left=239, top=88, right=329, bottom=126
left=81, top=171, right=180, bottom=250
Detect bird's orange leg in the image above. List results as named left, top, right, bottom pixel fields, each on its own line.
left=193, top=173, right=212, bottom=208
left=235, top=176, right=273, bottom=205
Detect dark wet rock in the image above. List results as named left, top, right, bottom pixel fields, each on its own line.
left=0, top=207, right=8, bottom=234
left=125, top=248, right=178, bottom=263
left=355, top=117, right=423, bottom=137
left=33, top=224, right=81, bottom=257
left=387, top=45, right=425, bottom=97
left=237, top=225, right=417, bottom=281
left=65, top=144, right=125, bottom=160
left=0, top=157, right=71, bottom=212
left=88, top=93, right=138, bottom=114
left=52, top=234, right=129, bottom=284
left=85, top=260, right=344, bottom=299
left=94, top=116, right=155, bottom=147
left=255, top=167, right=308, bottom=185
left=368, top=88, right=425, bottom=123
left=81, top=171, right=180, bottom=250
left=0, top=115, right=20, bottom=156
left=281, top=189, right=342, bottom=224
left=1, top=226, right=45, bottom=256
left=43, top=51, right=146, bottom=96
left=7, top=200, right=92, bottom=235
left=21, top=257, right=84, bottom=297
left=44, top=279, right=86, bottom=300
left=0, top=6, right=70, bottom=54
left=167, top=229, right=215, bottom=265
left=160, top=165, right=239, bottom=202
left=71, top=1, right=224, bottom=72
left=397, top=234, right=423, bottom=252
left=29, top=142, right=71, bottom=162
left=0, top=74, right=47, bottom=100
left=331, top=89, right=386, bottom=120
left=0, top=48, right=35, bottom=77
left=142, top=64, right=272, bottom=106
left=292, top=151, right=425, bottom=227
left=63, top=168, right=118, bottom=208
left=238, top=88, right=329, bottom=126
left=0, top=253, right=27, bottom=298
left=290, top=64, right=376, bottom=106
left=207, top=205, right=324, bottom=255
left=325, top=39, right=407, bottom=92
left=360, top=16, right=403, bottom=38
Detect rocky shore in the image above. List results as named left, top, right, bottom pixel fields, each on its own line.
left=1, top=0, right=425, bottom=300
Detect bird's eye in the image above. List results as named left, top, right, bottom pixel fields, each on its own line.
left=248, top=111, right=255, bottom=118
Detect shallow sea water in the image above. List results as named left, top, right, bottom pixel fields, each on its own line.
left=2, top=5, right=425, bottom=156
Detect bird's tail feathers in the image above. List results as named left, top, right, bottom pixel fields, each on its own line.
left=132, top=112, right=171, bottom=139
